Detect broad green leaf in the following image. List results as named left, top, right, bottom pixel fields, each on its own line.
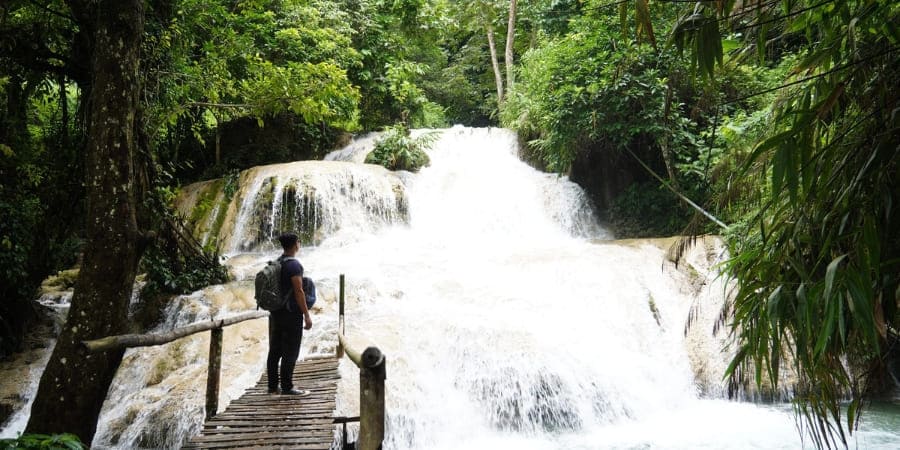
left=743, top=130, right=795, bottom=172
left=772, top=147, right=786, bottom=196
left=814, top=289, right=836, bottom=356
left=767, top=285, right=783, bottom=318
left=823, top=254, right=847, bottom=303
left=847, top=399, right=859, bottom=431
left=722, top=38, right=739, bottom=54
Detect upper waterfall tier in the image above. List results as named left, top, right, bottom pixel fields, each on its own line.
left=177, top=127, right=608, bottom=255
left=177, top=161, right=407, bottom=254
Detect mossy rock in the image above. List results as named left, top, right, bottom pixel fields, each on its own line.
left=242, top=177, right=324, bottom=249
left=40, top=268, right=80, bottom=294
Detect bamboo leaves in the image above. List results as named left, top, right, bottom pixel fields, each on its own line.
left=634, top=0, right=657, bottom=50
left=670, top=7, right=723, bottom=79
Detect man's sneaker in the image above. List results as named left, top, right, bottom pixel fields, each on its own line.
left=281, top=388, right=309, bottom=396
left=267, top=387, right=279, bottom=394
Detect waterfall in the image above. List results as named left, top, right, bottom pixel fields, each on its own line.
left=172, top=161, right=408, bottom=255
left=305, top=126, right=803, bottom=449
left=4, top=126, right=899, bottom=449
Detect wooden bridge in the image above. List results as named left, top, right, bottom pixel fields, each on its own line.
left=83, top=275, right=385, bottom=450
left=183, top=357, right=341, bottom=449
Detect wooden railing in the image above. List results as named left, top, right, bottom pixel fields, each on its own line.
left=335, top=274, right=387, bottom=450
left=81, top=310, right=269, bottom=419
left=81, top=273, right=388, bottom=449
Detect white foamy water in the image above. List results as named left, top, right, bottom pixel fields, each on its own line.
left=300, top=127, right=797, bottom=449
left=3, top=126, right=898, bottom=449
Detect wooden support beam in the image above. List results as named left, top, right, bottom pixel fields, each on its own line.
left=332, top=416, right=360, bottom=424
left=81, top=310, right=269, bottom=352
left=206, top=327, right=223, bottom=420
left=358, top=346, right=386, bottom=450
left=334, top=275, right=386, bottom=450
left=336, top=274, right=345, bottom=359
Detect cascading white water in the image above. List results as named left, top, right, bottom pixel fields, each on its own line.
left=305, top=126, right=898, bottom=449
left=223, top=161, right=405, bottom=253
left=303, top=127, right=790, bottom=449
left=4, top=126, right=898, bottom=448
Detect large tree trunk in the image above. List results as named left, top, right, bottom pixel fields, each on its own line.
left=1, top=74, right=31, bottom=148
left=485, top=23, right=504, bottom=106
left=25, top=0, right=145, bottom=443
left=505, top=0, right=517, bottom=92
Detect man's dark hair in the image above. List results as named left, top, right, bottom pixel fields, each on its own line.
left=278, top=232, right=299, bottom=250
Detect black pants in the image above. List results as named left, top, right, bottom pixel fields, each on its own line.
left=267, top=310, right=303, bottom=391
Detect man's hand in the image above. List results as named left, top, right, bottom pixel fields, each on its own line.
left=304, top=313, right=312, bottom=330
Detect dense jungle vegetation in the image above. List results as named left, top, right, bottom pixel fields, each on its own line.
left=0, top=0, right=897, bottom=446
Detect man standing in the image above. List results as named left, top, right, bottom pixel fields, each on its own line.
left=268, top=232, right=313, bottom=395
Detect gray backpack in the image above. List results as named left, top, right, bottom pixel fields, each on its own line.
left=255, top=256, right=291, bottom=311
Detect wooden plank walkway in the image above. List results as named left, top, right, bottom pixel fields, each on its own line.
left=183, top=357, right=341, bottom=449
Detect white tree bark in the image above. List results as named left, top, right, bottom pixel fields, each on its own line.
left=505, top=0, right=518, bottom=92
left=486, top=22, right=504, bottom=106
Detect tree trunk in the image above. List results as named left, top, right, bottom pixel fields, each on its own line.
left=59, top=72, right=70, bottom=150
left=505, top=0, right=517, bottom=92
left=25, top=0, right=145, bottom=443
left=1, top=74, right=30, bottom=147
left=485, top=23, right=504, bottom=107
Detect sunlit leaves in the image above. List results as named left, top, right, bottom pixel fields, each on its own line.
left=342, top=0, right=448, bottom=128
left=240, top=60, right=360, bottom=129
left=150, top=0, right=362, bottom=137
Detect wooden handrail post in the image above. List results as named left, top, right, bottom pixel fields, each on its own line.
left=335, top=275, right=386, bottom=449
left=339, top=274, right=345, bottom=320
left=336, top=274, right=345, bottom=359
left=358, top=346, right=386, bottom=450
left=206, top=326, right=223, bottom=420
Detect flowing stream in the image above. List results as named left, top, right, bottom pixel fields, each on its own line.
left=2, top=126, right=898, bottom=448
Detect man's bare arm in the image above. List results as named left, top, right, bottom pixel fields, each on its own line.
left=291, top=275, right=313, bottom=330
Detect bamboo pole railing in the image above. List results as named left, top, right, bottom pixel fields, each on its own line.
left=335, top=274, right=386, bottom=450
left=81, top=310, right=269, bottom=419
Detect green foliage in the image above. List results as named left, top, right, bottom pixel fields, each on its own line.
left=222, top=170, right=240, bottom=200
left=0, top=6, right=86, bottom=351
left=141, top=168, right=230, bottom=298
left=344, top=0, right=449, bottom=129
left=140, top=243, right=229, bottom=297
left=499, top=0, right=708, bottom=170
left=665, top=0, right=900, bottom=446
left=145, top=0, right=363, bottom=178
left=498, top=2, right=737, bottom=239
left=0, top=433, right=86, bottom=450
left=607, top=182, right=695, bottom=238
left=670, top=5, right=725, bottom=79
left=0, top=183, right=42, bottom=301
left=239, top=60, right=360, bottom=128
left=365, top=123, right=436, bottom=172
left=503, top=31, right=671, bottom=171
